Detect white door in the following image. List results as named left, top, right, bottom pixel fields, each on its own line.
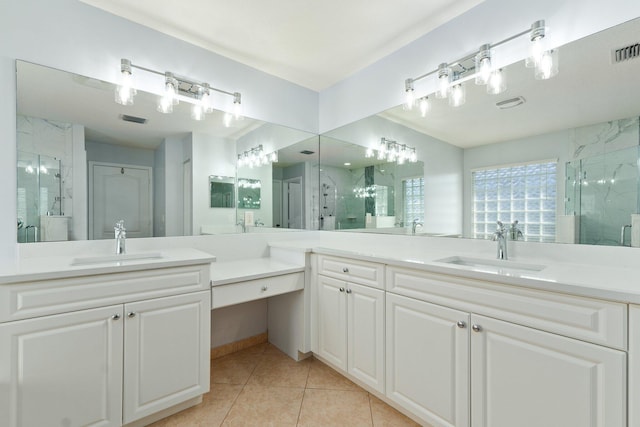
left=386, top=293, right=470, bottom=427
left=316, top=275, right=347, bottom=370
left=284, top=177, right=303, bottom=229
left=347, top=282, right=385, bottom=393
left=89, top=162, right=152, bottom=239
left=471, top=314, right=626, bottom=427
left=0, top=305, right=124, bottom=427
left=123, top=291, right=210, bottom=423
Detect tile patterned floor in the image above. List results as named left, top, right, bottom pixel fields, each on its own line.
left=149, top=343, right=421, bottom=426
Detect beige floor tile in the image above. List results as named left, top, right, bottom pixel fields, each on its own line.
left=211, top=351, right=262, bottom=385
left=222, top=384, right=304, bottom=427
left=149, top=383, right=243, bottom=427
left=306, top=358, right=360, bottom=391
left=297, top=389, right=373, bottom=427
left=369, top=395, right=421, bottom=427
left=247, top=355, right=312, bottom=388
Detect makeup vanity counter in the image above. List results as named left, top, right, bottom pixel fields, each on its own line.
left=0, top=248, right=214, bottom=427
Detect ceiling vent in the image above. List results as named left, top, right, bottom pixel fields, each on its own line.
left=120, top=114, right=147, bottom=124
left=496, top=96, right=526, bottom=110
left=300, top=150, right=315, bottom=155
left=613, top=42, right=640, bottom=63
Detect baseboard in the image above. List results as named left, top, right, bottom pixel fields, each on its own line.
left=210, top=332, right=268, bottom=359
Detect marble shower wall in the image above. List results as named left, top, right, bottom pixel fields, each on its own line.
left=568, top=117, right=640, bottom=246
left=17, top=116, right=74, bottom=241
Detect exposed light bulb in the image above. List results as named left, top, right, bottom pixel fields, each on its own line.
left=487, top=69, right=506, bottom=94
left=449, top=82, right=465, bottom=107
left=115, top=59, right=136, bottom=105
left=534, top=49, right=559, bottom=80
left=404, top=79, right=415, bottom=110
left=419, top=97, right=430, bottom=117
left=475, top=45, right=493, bottom=85
left=270, top=151, right=278, bottom=163
left=233, top=92, right=243, bottom=120
left=200, top=84, right=213, bottom=113
left=191, top=103, right=205, bottom=121
left=526, top=20, right=546, bottom=68
left=436, top=63, right=451, bottom=99
left=158, top=73, right=178, bottom=114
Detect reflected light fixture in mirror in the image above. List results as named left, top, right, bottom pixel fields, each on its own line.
left=237, top=144, right=278, bottom=168
left=404, top=19, right=558, bottom=113
left=115, top=58, right=243, bottom=125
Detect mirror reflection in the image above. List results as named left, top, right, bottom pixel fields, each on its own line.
left=321, top=17, right=640, bottom=247
left=209, top=176, right=234, bottom=208
left=16, top=61, right=317, bottom=242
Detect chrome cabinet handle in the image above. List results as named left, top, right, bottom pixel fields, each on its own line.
left=111, top=314, right=120, bottom=320
left=346, top=288, right=352, bottom=294
left=472, top=324, right=482, bottom=332
left=342, top=267, right=349, bottom=273
left=456, top=321, right=466, bottom=329
left=127, top=312, right=136, bottom=318
left=261, top=286, right=268, bottom=291
left=339, top=287, right=345, bottom=292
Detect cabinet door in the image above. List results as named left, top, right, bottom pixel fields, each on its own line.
left=347, top=282, right=385, bottom=393
left=0, top=305, right=123, bottom=427
left=317, top=275, right=347, bottom=370
left=386, top=293, right=469, bottom=427
left=471, top=314, right=626, bottom=427
left=123, top=291, right=210, bottom=423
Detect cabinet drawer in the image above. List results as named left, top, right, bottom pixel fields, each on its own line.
left=0, top=264, right=210, bottom=323
left=211, top=272, right=304, bottom=309
left=387, top=266, right=627, bottom=350
left=317, top=255, right=384, bottom=289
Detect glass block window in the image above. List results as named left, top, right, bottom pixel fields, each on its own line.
left=403, top=177, right=424, bottom=223
left=473, top=160, right=557, bottom=242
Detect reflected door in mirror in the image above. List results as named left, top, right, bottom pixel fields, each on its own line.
left=89, top=162, right=152, bottom=239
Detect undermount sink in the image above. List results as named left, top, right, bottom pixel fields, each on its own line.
left=71, top=252, right=163, bottom=266
left=435, top=256, right=546, bottom=274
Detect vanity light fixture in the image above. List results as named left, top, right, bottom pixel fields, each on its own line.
left=237, top=145, right=278, bottom=168
left=404, top=19, right=557, bottom=114
left=115, top=58, right=243, bottom=123
left=374, top=137, right=418, bottom=164
left=404, top=79, right=415, bottom=110
left=418, top=96, right=431, bottom=117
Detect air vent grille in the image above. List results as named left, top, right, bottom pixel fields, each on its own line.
left=120, top=114, right=147, bottom=124
left=300, top=150, right=315, bottom=155
left=613, top=43, right=640, bottom=63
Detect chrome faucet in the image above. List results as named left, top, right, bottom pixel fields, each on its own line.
left=114, top=220, right=126, bottom=254
left=411, top=218, right=423, bottom=235
left=236, top=221, right=246, bottom=233
left=492, top=221, right=507, bottom=260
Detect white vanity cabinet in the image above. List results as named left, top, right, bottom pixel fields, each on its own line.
left=0, top=261, right=211, bottom=427
left=0, top=304, right=125, bottom=427
left=315, top=255, right=385, bottom=393
left=386, top=265, right=627, bottom=427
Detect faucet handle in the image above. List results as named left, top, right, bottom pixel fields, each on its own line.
left=115, top=220, right=125, bottom=231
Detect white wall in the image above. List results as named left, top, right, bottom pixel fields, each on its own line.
left=191, top=133, right=237, bottom=235
left=319, top=0, right=640, bottom=133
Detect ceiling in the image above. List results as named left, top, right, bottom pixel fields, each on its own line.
left=78, top=0, right=483, bottom=91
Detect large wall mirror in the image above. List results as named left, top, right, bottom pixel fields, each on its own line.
left=321, top=17, right=640, bottom=247
left=16, top=61, right=318, bottom=242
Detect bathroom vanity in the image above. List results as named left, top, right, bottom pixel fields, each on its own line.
left=287, top=237, right=640, bottom=427
left=0, top=249, right=214, bottom=427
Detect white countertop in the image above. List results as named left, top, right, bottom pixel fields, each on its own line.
left=269, top=238, right=640, bottom=304
left=210, top=257, right=305, bottom=286
left=0, top=248, right=215, bottom=285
